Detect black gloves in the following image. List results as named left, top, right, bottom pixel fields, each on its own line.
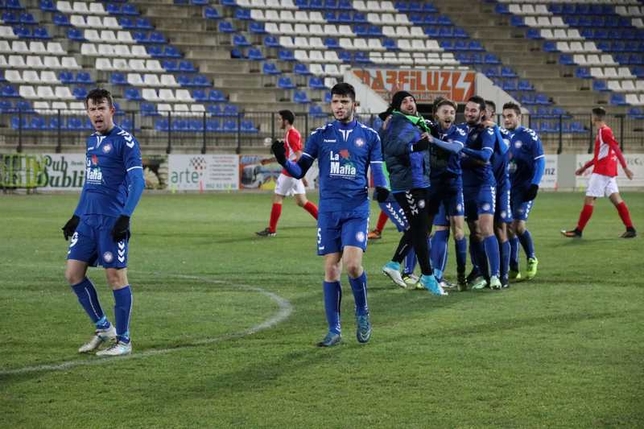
left=271, top=140, right=287, bottom=165
left=524, top=184, right=539, bottom=201
left=62, top=215, right=80, bottom=241
left=111, top=215, right=131, bottom=242
left=374, top=187, right=390, bottom=203
left=411, top=136, right=430, bottom=152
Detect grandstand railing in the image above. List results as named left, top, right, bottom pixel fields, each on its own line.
left=1, top=111, right=643, bottom=154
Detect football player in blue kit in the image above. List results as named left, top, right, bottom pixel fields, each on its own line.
left=461, top=96, right=502, bottom=290
left=271, top=83, right=388, bottom=347
left=61, top=88, right=145, bottom=356
left=502, top=102, right=545, bottom=281
left=427, top=97, right=468, bottom=291
left=486, top=100, right=512, bottom=289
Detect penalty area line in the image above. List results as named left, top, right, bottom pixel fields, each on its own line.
left=0, top=273, right=292, bottom=376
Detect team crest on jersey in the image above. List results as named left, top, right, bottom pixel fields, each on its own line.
left=514, top=141, right=523, bottom=149
left=354, top=138, right=365, bottom=147
left=356, top=231, right=366, bottom=242
left=103, top=252, right=114, bottom=263
left=102, top=143, right=112, bottom=153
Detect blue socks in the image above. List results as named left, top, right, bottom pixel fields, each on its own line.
left=323, top=281, right=342, bottom=335
left=430, top=229, right=449, bottom=280
left=455, top=237, right=467, bottom=274
left=113, top=286, right=132, bottom=343
left=403, top=248, right=416, bottom=275
left=518, top=230, right=536, bottom=260
left=510, top=236, right=520, bottom=271
left=348, top=272, right=368, bottom=316
left=71, top=277, right=107, bottom=326
left=483, top=235, right=500, bottom=278
left=500, top=240, right=510, bottom=285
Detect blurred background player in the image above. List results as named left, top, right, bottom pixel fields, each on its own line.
left=461, top=96, right=501, bottom=290
left=502, top=102, right=545, bottom=281
left=427, top=97, right=468, bottom=291
left=61, top=88, right=145, bottom=357
left=562, top=107, right=636, bottom=239
left=367, top=210, right=389, bottom=240
left=272, top=83, right=387, bottom=347
left=256, top=109, right=318, bottom=237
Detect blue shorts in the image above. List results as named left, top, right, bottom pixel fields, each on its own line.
left=495, top=185, right=512, bottom=224
left=67, top=215, right=129, bottom=268
left=317, top=210, right=369, bottom=255
left=511, top=191, right=535, bottom=221
left=433, top=189, right=464, bottom=227
left=464, top=185, right=496, bottom=221
left=378, top=197, right=408, bottom=232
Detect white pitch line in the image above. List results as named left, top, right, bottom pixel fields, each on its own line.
left=0, top=274, right=292, bottom=376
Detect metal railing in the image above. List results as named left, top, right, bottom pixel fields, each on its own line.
left=1, top=110, right=643, bottom=154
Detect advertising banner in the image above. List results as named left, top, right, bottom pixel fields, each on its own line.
left=574, top=153, right=644, bottom=189
left=239, top=155, right=319, bottom=190
left=168, top=154, right=239, bottom=191
left=541, top=154, right=558, bottom=189
left=352, top=69, right=476, bottom=103
left=38, top=153, right=85, bottom=191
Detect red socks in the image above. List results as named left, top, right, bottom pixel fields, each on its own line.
left=376, top=210, right=389, bottom=232
left=577, top=204, right=594, bottom=231
left=616, top=201, right=633, bottom=228
left=268, top=203, right=282, bottom=233
left=303, top=201, right=318, bottom=220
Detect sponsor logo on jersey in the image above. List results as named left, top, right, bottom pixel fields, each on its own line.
left=86, top=155, right=103, bottom=184
left=329, top=150, right=356, bottom=178
left=324, top=139, right=337, bottom=143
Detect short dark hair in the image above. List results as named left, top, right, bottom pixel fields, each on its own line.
left=331, top=82, right=355, bottom=102
left=85, top=88, right=114, bottom=109
left=502, top=102, right=521, bottom=116
left=592, top=107, right=606, bottom=119
left=278, top=109, right=295, bottom=125
left=485, top=100, right=496, bottom=114
left=467, top=95, right=486, bottom=112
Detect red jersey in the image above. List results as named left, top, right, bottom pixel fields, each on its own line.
left=591, top=125, right=625, bottom=177
left=282, top=126, right=302, bottom=177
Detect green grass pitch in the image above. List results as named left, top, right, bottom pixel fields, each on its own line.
left=1, top=191, right=643, bottom=428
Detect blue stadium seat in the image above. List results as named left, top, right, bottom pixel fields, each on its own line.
left=218, top=21, right=235, bottom=33
left=192, top=89, right=208, bottom=102
left=223, top=105, right=239, bottom=116
left=140, top=103, right=158, bottom=116
left=203, top=7, right=220, bottom=19
left=293, top=90, right=310, bottom=103
left=262, top=62, right=280, bottom=75
left=206, top=119, right=221, bottom=132
left=525, top=28, right=541, bottom=39
left=338, top=50, right=352, bottom=62
left=324, top=37, right=340, bottom=49
left=0, top=100, right=13, bottom=112
left=248, top=48, right=264, bottom=61
left=234, top=8, right=251, bottom=20
left=40, top=0, right=55, bottom=11
left=355, top=51, right=369, bottom=63
left=309, top=104, right=327, bottom=118
left=610, top=93, right=627, bottom=106
left=124, top=87, right=142, bottom=100
left=136, top=17, right=153, bottom=29
left=53, top=13, right=70, bottom=26
left=209, top=89, right=226, bottom=102
left=155, top=118, right=169, bottom=132
left=230, top=48, right=245, bottom=59
left=592, top=80, right=608, bottom=92
left=518, top=80, right=533, bottom=91
left=249, top=21, right=266, bottom=34
left=16, top=99, right=32, bottom=112
left=264, top=35, right=279, bottom=47
left=72, top=87, right=88, bottom=99
left=278, top=49, right=295, bottom=61
left=575, top=68, right=590, bottom=79
left=76, top=71, right=92, bottom=84
left=293, top=63, right=310, bottom=75
left=162, top=60, right=179, bottom=72
left=122, top=4, right=138, bottom=15
left=207, top=104, right=222, bottom=116
left=58, top=71, right=74, bottom=84
left=494, top=3, right=509, bottom=14
left=179, top=60, right=197, bottom=72
left=535, top=94, right=550, bottom=105
left=20, top=12, right=36, bottom=25
left=309, top=77, right=325, bottom=89
left=2, top=85, right=19, bottom=97
left=241, top=120, right=257, bottom=133
left=278, top=76, right=296, bottom=89
left=222, top=119, right=238, bottom=132
left=110, top=72, right=127, bottom=85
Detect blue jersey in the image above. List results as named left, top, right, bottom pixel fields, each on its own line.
left=76, top=125, right=143, bottom=217
left=302, top=119, right=382, bottom=213
left=430, top=123, right=467, bottom=182
left=507, top=126, right=544, bottom=191
left=461, top=125, right=495, bottom=188
left=491, top=125, right=510, bottom=191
